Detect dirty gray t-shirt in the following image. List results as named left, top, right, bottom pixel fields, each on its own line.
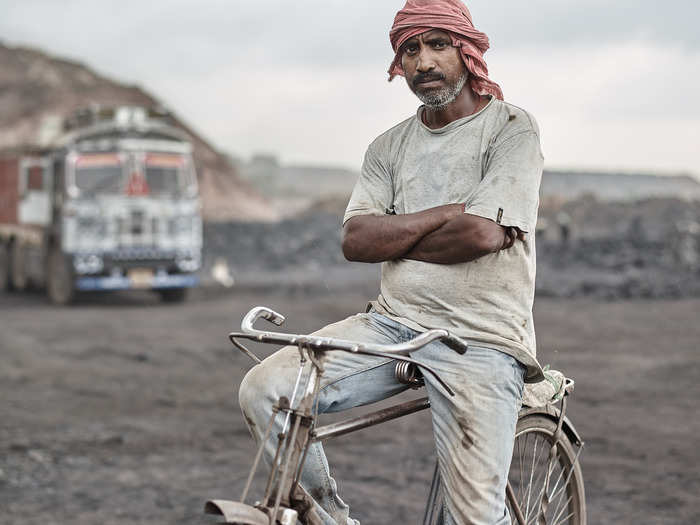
left=343, top=97, right=544, bottom=382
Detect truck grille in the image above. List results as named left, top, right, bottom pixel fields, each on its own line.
left=130, top=209, right=144, bottom=235
left=110, top=248, right=176, bottom=261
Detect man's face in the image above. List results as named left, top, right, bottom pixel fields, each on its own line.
left=401, top=29, right=468, bottom=109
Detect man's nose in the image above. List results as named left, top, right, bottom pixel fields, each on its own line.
left=416, top=48, right=437, bottom=72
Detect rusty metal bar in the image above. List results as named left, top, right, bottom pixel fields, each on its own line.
left=506, top=481, right=527, bottom=525
left=312, top=397, right=430, bottom=442
left=241, top=407, right=279, bottom=503
left=423, top=461, right=442, bottom=525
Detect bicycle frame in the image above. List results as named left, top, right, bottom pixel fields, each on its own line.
left=205, top=307, right=583, bottom=525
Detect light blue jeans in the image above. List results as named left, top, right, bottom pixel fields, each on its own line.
left=239, top=311, right=525, bottom=525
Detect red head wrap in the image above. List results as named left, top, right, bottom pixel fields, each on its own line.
left=388, top=0, right=503, bottom=101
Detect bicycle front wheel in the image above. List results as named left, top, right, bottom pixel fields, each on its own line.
left=507, top=414, right=586, bottom=525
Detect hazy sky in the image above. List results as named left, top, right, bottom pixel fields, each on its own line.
left=2, top=0, right=699, bottom=176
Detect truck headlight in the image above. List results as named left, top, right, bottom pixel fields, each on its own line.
left=74, top=253, right=104, bottom=275
left=175, top=252, right=200, bottom=272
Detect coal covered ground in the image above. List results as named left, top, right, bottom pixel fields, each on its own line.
left=2, top=198, right=700, bottom=524
left=2, top=288, right=699, bottom=524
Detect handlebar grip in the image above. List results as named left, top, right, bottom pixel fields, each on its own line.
left=443, top=334, right=468, bottom=355
left=242, top=306, right=286, bottom=331
left=261, top=309, right=285, bottom=326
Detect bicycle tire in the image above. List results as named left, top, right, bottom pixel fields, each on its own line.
left=507, top=414, right=586, bottom=525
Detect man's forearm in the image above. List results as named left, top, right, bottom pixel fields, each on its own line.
left=404, top=213, right=510, bottom=264
left=342, top=204, right=463, bottom=263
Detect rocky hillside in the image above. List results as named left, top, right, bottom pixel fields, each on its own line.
left=0, top=42, right=277, bottom=222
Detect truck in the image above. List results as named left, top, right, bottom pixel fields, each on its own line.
left=0, top=106, right=203, bottom=304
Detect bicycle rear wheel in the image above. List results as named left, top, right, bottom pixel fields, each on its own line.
left=507, top=414, right=586, bottom=525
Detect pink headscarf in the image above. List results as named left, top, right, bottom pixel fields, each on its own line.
left=388, top=0, right=504, bottom=101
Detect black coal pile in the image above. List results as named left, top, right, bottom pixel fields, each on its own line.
left=202, top=197, right=700, bottom=300
left=536, top=236, right=700, bottom=299
left=204, top=212, right=346, bottom=271
left=536, top=197, right=700, bottom=299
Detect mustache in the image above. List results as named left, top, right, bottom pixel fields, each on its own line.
left=412, top=72, right=445, bottom=87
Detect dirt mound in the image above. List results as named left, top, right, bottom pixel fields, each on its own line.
left=0, top=43, right=277, bottom=222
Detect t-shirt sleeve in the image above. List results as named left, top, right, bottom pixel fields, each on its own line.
left=343, top=141, right=393, bottom=225
left=464, top=130, right=543, bottom=233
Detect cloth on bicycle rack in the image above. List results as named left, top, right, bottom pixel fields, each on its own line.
left=388, top=0, right=503, bottom=100
left=522, top=366, right=570, bottom=407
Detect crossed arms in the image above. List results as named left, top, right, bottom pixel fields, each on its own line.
left=342, top=204, right=523, bottom=265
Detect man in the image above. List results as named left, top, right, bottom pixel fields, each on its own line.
left=239, top=0, right=544, bottom=523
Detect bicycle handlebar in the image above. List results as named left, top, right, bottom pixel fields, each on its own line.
left=233, top=306, right=469, bottom=357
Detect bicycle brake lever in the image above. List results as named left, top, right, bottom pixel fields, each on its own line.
left=229, top=334, right=263, bottom=364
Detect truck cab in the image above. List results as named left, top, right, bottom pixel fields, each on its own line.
left=0, top=106, right=203, bottom=304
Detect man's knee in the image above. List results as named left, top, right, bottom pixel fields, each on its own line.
left=238, top=348, right=299, bottom=419
left=238, top=364, right=267, bottom=420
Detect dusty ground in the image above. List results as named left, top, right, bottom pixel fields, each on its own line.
left=1, top=284, right=698, bottom=524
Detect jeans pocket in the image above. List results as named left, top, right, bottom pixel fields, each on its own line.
left=512, top=360, right=526, bottom=398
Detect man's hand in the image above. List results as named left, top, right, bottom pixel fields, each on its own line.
left=501, top=227, right=526, bottom=250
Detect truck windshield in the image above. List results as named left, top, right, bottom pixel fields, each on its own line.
left=144, top=154, right=189, bottom=196
left=74, top=154, right=123, bottom=194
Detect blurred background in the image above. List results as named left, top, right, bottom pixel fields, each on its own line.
left=0, top=1, right=698, bottom=524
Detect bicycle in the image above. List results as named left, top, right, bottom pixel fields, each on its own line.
left=204, top=306, right=586, bottom=525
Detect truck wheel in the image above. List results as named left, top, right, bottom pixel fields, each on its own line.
left=158, top=287, right=187, bottom=303
left=0, top=242, right=10, bottom=291
left=10, top=241, right=28, bottom=291
left=47, top=249, right=75, bottom=305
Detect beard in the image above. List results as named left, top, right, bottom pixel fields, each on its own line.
left=410, top=71, right=469, bottom=110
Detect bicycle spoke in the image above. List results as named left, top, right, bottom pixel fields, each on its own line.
left=548, top=444, right=583, bottom=506
left=530, top=437, right=553, bottom=495
left=525, top=456, right=561, bottom=525
left=545, top=457, right=567, bottom=503
left=524, top=434, right=553, bottom=522
left=550, top=493, right=574, bottom=525
left=511, top=433, right=539, bottom=518
left=539, top=455, right=576, bottom=524
left=517, top=433, right=527, bottom=499
left=527, top=475, right=572, bottom=525
left=524, top=435, right=539, bottom=521
left=551, top=461, right=575, bottom=516
left=553, top=510, right=575, bottom=525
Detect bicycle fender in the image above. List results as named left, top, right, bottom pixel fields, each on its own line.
left=204, top=500, right=269, bottom=525
left=517, top=405, right=584, bottom=447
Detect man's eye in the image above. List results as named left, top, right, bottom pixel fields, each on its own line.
left=433, top=41, right=447, bottom=49
left=404, top=45, right=418, bottom=55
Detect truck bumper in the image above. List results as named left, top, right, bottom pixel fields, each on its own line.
left=75, top=273, right=199, bottom=291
